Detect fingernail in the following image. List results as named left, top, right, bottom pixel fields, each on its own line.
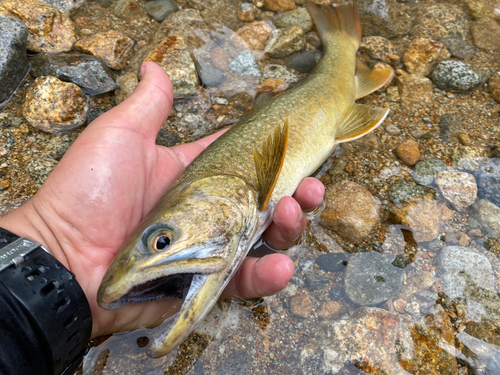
left=140, top=63, right=147, bottom=79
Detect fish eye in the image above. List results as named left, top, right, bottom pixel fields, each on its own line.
left=144, top=226, right=175, bottom=252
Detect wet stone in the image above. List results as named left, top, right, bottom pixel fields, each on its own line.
left=474, top=158, right=500, bottom=206
left=210, top=47, right=231, bottom=72
left=435, top=170, right=477, bottom=211
left=396, top=72, right=434, bottom=111
left=115, top=72, right=138, bottom=105
left=186, top=0, right=241, bottom=31
left=468, top=199, right=500, bottom=238
left=0, top=0, right=77, bottom=53
left=40, top=0, right=86, bottom=14
left=237, top=3, right=259, bottom=22
left=359, top=36, right=399, bottom=64
left=113, top=0, right=144, bottom=19
left=263, top=0, right=296, bottom=13
left=272, top=7, right=312, bottom=33
left=439, top=37, right=478, bottom=60
left=403, top=37, right=450, bottom=77
left=22, top=76, right=89, bottom=134
left=229, top=50, right=261, bottom=77
left=284, top=50, right=321, bottom=74
left=471, top=17, right=500, bottom=51
left=100, top=0, right=112, bottom=7
left=315, top=253, right=347, bottom=273
left=74, top=30, right=134, bottom=71
left=385, top=124, right=401, bottom=135
left=451, top=145, right=487, bottom=172
left=317, top=301, right=343, bottom=320
left=195, top=60, right=224, bottom=87
left=234, top=21, right=273, bottom=51
left=431, top=61, right=481, bottom=93
left=144, top=35, right=199, bottom=98
left=263, top=64, right=297, bottom=84
left=30, top=52, right=118, bottom=95
left=86, top=107, right=107, bottom=124
left=345, top=252, right=404, bottom=306
left=306, top=31, right=321, bottom=49
left=413, top=158, right=446, bottom=186
left=411, top=4, right=470, bottom=41
left=144, top=0, right=178, bottom=22
left=439, top=113, right=461, bottom=142
left=488, top=72, right=500, bottom=104
left=396, top=139, right=420, bottom=166
left=304, top=270, right=330, bottom=291
left=466, top=0, right=500, bottom=21
left=290, top=294, right=313, bottom=318
left=357, top=0, right=412, bottom=39
left=387, top=179, right=426, bottom=204
left=320, top=181, right=380, bottom=242
left=265, top=26, right=306, bottom=58
left=0, top=15, right=29, bottom=105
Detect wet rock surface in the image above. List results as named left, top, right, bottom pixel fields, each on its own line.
left=468, top=199, right=500, bottom=238
left=396, top=139, right=421, bottom=166
left=387, top=179, right=426, bottom=204
left=413, top=159, right=446, bottom=186
left=403, top=38, right=450, bottom=77
left=474, top=158, right=500, bottom=206
left=357, top=0, right=412, bottom=39
left=396, top=71, right=434, bottom=110
left=431, top=60, right=482, bottom=92
left=435, top=170, right=477, bottom=211
left=265, top=26, right=305, bottom=58
left=144, top=0, right=178, bottom=22
left=40, top=0, right=86, bottom=14
left=411, top=4, right=470, bottom=41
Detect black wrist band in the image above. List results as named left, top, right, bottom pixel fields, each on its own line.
left=0, top=227, right=92, bottom=375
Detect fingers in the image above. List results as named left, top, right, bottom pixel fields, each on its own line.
left=222, top=254, right=294, bottom=299
left=292, top=177, right=325, bottom=212
left=89, top=62, right=174, bottom=141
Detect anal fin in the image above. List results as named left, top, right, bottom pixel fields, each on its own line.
left=336, top=104, right=389, bottom=143
left=356, top=59, right=394, bottom=99
left=254, top=119, right=289, bottom=211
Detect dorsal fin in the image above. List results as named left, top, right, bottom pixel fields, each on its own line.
left=355, top=59, right=394, bottom=99
left=254, top=119, right=289, bottom=211
left=336, top=104, right=389, bottom=143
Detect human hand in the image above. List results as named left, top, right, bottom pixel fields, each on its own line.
left=0, top=62, right=324, bottom=338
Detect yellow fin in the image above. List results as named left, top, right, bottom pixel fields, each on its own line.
left=356, top=59, right=394, bottom=99
left=336, top=104, right=389, bottom=143
left=254, top=119, right=289, bottom=211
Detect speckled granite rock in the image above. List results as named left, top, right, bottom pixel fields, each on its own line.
left=388, top=179, right=426, bottom=204
left=411, top=4, right=470, bottom=41
left=474, top=158, right=500, bottom=206
left=357, top=0, right=412, bottom=39
left=229, top=50, right=261, bottom=77
left=0, top=15, right=29, bottom=105
left=265, top=26, right=305, bottom=58
left=413, top=159, right=447, bottom=186
left=144, top=0, right=178, bottom=22
left=115, top=72, right=138, bottom=105
left=234, top=20, right=273, bottom=51
left=40, top=0, right=86, bottom=13
left=471, top=17, right=500, bottom=51
left=263, top=64, right=297, bottom=84
left=74, top=30, right=134, bottom=70
left=466, top=0, right=500, bottom=21
left=30, top=52, right=118, bottom=95
left=273, top=7, right=311, bottom=33
left=431, top=60, right=481, bottom=92
left=451, top=145, right=488, bottom=172
left=439, top=37, right=478, bottom=60
left=468, top=199, right=500, bottom=238
left=359, top=36, right=399, bottom=64
left=263, top=0, right=296, bottom=13
left=435, top=170, right=477, bottom=211
left=0, top=0, right=77, bottom=52
left=22, top=76, right=89, bottom=133
left=396, top=71, right=434, bottom=111
left=403, top=38, right=450, bottom=77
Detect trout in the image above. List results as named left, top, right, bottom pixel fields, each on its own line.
left=97, top=1, right=393, bottom=357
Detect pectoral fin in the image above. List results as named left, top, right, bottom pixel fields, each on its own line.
left=335, top=104, right=389, bottom=143
left=355, top=59, right=394, bottom=99
left=254, top=119, right=289, bottom=211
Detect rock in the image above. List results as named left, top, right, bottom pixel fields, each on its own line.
left=357, top=0, right=412, bottom=39
left=30, top=52, right=117, bottom=95
left=466, top=0, right=500, bottom=20
left=183, top=0, right=240, bottom=31
left=144, top=35, right=199, bottom=98
left=411, top=4, right=470, bottom=41
left=385, top=124, right=401, bottom=135
left=413, top=158, right=446, bottom=186
left=306, top=31, right=321, bottom=49
left=468, top=200, right=500, bottom=238
left=474, top=158, right=500, bottom=206
left=284, top=50, right=321, bottom=74
left=345, top=252, right=403, bottom=306
left=389, top=197, right=441, bottom=242
left=451, top=145, right=487, bottom=172
left=489, top=72, right=500, bottom=103
left=263, top=0, right=296, bottom=13
left=320, top=181, right=380, bottom=242
left=359, top=36, right=399, bottom=64
left=317, top=301, right=343, bottom=320
left=228, top=50, right=261, bottom=77
left=438, top=113, right=461, bottom=142
left=434, top=171, right=477, bottom=211
left=0, top=0, right=77, bottom=52
left=22, top=76, right=89, bottom=133
left=272, top=7, right=311, bottom=33
left=304, top=270, right=330, bottom=291
left=115, top=72, right=138, bottom=105
left=387, top=179, right=426, bottom=204
left=290, top=294, right=313, bottom=318
left=315, top=253, right=347, bottom=273
left=439, top=37, right=478, bottom=60
left=471, top=17, right=500, bottom=51
left=234, top=21, right=273, bottom=51
left=396, top=139, right=420, bottom=166
left=100, top=0, right=112, bottom=6
left=431, top=61, right=481, bottom=93
left=195, top=60, right=224, bottom=87
left=74, top=30, right=134, bottom=71
left=113, top=0, right=145, bottom=19
left=86, top=107, right=107, bottom=124
left=403, top=38, right=450, bottom=77
left=210, top=47, right=231, bottom=72
left=458, top=133, right=471, bottom=146
left=485, top=237, right=500, bottom=255
left=265, top=26, right=306, bottom=58
left=39, top=0, right=85, bottom=13
left=396, top=72, right=434, bottom=111
left=0, top=15, right=29, bottom=105
left=43, top=134, right=73, bottom=160
left=262, top=64, right=297, bottom=84
left=385, top=86, right=400, bottom=102
left=256, top=78, right=287, bottom=96
left=237, top=3, right=259, bottom=22
left=144, top=0, right=178, bottom=22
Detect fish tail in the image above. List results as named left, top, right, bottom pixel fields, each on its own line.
left=306, top=1, right=361, bottom=48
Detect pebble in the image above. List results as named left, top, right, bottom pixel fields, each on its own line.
left=265, top=26, right=306, bottom=58
left=22, top=76, right=89, bottom=133
left=396, top=139, right=420, bottom=166
left=0, top=0, right=77, bottom=52
left=317, top=301, right=343, bottom=320
left=385, top=124, right=401, bottom=135
left=144, top=0, right=178, bottom=22
left=403, top=38, right=450, bottom=77
left=237, top=3, right=259, bottom=22
left=389, top=197, right=441, bottom=242
left=0, top=15, right=29, bottom=105
left=284, top=50, right=321, bottom=74
left=488, top=72, right=500, bottom=103
left=115, top=72, right=138, bottom=105
left=257, top=78, right=288, bottom=96
left=290, top=294, right=313, bottom=318
left=229, top=50, right=261, bottom=77
left=393, top=299, right=407, bottom=313
left=430, top=60, right=481, bottom=92
left=385, top=86, right=400, bottom=102
left=320, top=181, right=380, bottom=242
left=272, top=7, right=312, bottom=33
left=471, top=17, right=500, bottom=51
left=74, top=30, right=134, bottom=71
left=39, top=0, right=85, bottom=13
left=468, top=199, right=500, bottom=238
left=30, top=52, right=118, bottom=95
left=396, top=72, right=433, bottom=111
left=411, top=4, right=470, bottom=41
left=304, top=270, right=330, bottom=291
left=434, top=170, right=477, bottom=211
left=263, top=0, right=296, bottom=13
left=187, top=0, right=240, bottom=32
left=357, top=0, right=411, bottom=39
left=438, top=113, right=460, bottom=142
left=262, top=64, right=298, bottom=84
left=113, top=0, right=145, bottom=19
left=451, top=145, right=487, bottom=172
left=144, top=35, right=199, bottom=98
left=465, top=0, right=500, bottom=20
left=359, top=36, right=399, bottom=64
left=315, top=253, right=347, bottom=273
left=234, top=21, right=273, bottom=51
left=412, top=158, right=446, bottom=186
left=458, top=133, right=471, bottom=145
left=344, top=252, right=404, bottom=306
left=474, top=158, right=500, bottom=206
left=195, top=60, right=225, bottom=87
left=439, top=37, right=478, bottom=60
left=387, top=179, right=426, bottom=204
left=306, top=31, right=321, bottom=49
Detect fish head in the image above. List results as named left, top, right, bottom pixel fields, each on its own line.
left=97, top=175, right=261, bottom=356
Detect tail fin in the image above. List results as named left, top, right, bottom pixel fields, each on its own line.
left=306, top=1, right=361, bottom=48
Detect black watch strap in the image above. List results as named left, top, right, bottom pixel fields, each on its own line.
left=0, top=227, right=92, bottom=375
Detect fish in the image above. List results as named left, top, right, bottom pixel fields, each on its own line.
left=97, top=1, right=393, bottom=358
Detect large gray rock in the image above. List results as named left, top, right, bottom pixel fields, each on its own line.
left=40, top=0, right=86, bottom=13
left=431, top=60, right=481, bottom=92
left=0, top=15, right=29, bottom=105
left=468, top=199, right=500, bottom=238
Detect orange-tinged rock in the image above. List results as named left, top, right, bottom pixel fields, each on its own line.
left=0, top=0, right=77, bottom=52
left=115, top=72, right=138, bottom=105
left=403, top=37, right=450, bottom=76
left=396, top=71, right=434, bottom=111
left=210, top=47, right=231, bottom=72
left=74, top=30, right=134, bottom=70
left=263, top=0, right=296, bottom=12
left=256, top=78, right=288, bottom=96
left=234, top=21, right=273, bottom=51
left=396, top=139, right=420, bottom=166
left=290, top=294, right=313, bottom=318
left=317, top=301, right=343, bottom=320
